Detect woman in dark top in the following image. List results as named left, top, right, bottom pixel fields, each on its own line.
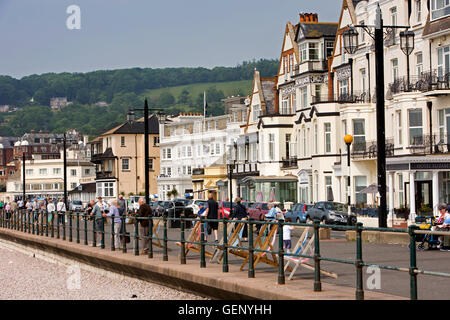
left=229, top=197, right=248, bottom=241
left=205, top=194, right=219, bottom=242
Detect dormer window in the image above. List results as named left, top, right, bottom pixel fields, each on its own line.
left=299, top=42, right=319, bottom=63
left=431, top=0, right=450, bottom=21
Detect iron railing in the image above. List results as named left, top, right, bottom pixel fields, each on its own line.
left=388, top=71, right=450, bottom=96
left=1, top=209, right=450, bottom=300
left=281, top=157, right=298, bottom=169
left=409, top=134, right=450, bottom=155
left=311, top=91, right=371, bottom=105
left=351, top=138, right=395, bottom=159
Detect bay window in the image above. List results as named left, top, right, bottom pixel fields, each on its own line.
left=431, top=0, right=450, bottom=21
left=408, top=109, right=423, bottom=145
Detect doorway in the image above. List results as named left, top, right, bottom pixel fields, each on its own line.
left=416, top=180, right=432, bottom=216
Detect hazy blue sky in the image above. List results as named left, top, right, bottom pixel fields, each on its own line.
left=0, top=0, right=340, bottom=79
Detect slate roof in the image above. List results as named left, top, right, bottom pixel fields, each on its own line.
left=69, top=182, right=96, bottom=194
left=297, top=23, right=338, bottom=40
left=103, top=114, right=159, bottom=135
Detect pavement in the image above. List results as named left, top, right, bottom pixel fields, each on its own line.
left=1, top=218, right=450, bottom=300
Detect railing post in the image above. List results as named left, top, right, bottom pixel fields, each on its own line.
left=45, top=211, right=48, bottom=237
left=36, top=211, right=40, bottom=235
left=355, top=222, right=364, bottom=300
left=62, top=211, right=66, bottom=241
left=56, top=212, right=59, bottom=239
left=21, top=211, right=24, bottom=232
left=163, top=214, right=168, bottom=261
left=148, top=216, right=153, bottom=259
left=69, top=211, right=73, bottom=242
left=278, top=219, right=285, bottom=285
left=180, top=214, right=186, bottom=265
left=122, top=214, right=127, bottom=253
left=84, top=214, right=88, bottom=245
left=248, top=218, right=255, bottom=278
left=134, top=218, right=139, bottom=256
left=222, top=217, right=229, bottom=273
left=76, top=212, right=80, bottom=244
left=409, top=225, right=418, bottom=300
left=92, top=216, right=96, bottom=247
left=111, top=215, right=115, bottom=251
left=200, top=216, right=206, bottom=268
left=40, top=211, right=44, bottom=236
left=51, top=212, right=54, bottom=238
left=100, top=215, right=105, bottom=249
left=313, top=220, right=322, bottom=292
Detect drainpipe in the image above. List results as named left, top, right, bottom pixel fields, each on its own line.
left=427, top=101, right=433, bottom=154
left=366, top=53, right=371, bottom=103
left=349, top=58, right=354, bottom=100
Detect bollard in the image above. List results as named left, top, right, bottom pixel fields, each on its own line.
left=163, top=214, right=168, bottom=262
left=200, top=216, right=206, bottom=268
left=148, top=217, right=153, bottom=259
left=278, top=219, right=285, bottom=285
left=248, top=218, right=255, bottom=278
left=45, top=212, right=48, bottom=237
left=76, top=212, right=80, bottom=244
left=355, top=222, right=364, bottom=300
left=92, top=216, right=96, bottom=247
left=69, top=212, right=73, bottom=242
left=100, top=217, right=105, bottom=249
left=134, top=219, right=139, bottom=256
left=222, top=217, right=229, bottom=273
left=409, top=225, right=418, bottom=300
left=84, top=214, right=88, bottom=245
left=62, top=212, right=66, bottom=241
left=180, top=214, right=186, bottom=265
left=313, top=220, right=322, bottom=292
left=122, top=215, right=127, bottom=253
left=111, top=216, right=115, bottom=251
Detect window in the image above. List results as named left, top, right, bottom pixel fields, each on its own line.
left=122, top=158, right=129, bottom=171
left=120, top=136, right=125, bottom=147
left=408, top=109, right=423, bottom=145
left=397, top=111, right=403, bottom=145
left=391, top=7, right=397, bottom=35
left=314, top=123, right=318, bottom=154
left=302, top=128, right=307, bottom=157
left=148, top=158, right=154, bottom=170
left=84, top=169, right=90, bottom=175
left=325, top=176, right=332, bottom=200
left=338, top=79, right=349, bottom=97
left=342, top=119, right=347, bottom=136
left=292, top=93, right=296, bottom=111
left=398, top=173, right=404, bottom=207
left=314, top=172, right=319, bottom=202
left=300, top=43, right=307, bottom=63
left=314, top=85, right=321, bottom=102
left=153, top=136, right=160, bottom=146
left=415, top=0, right=422, bottom=22
left=215, top=143, right=220, bottom=155
left=187, top=166, right=192, bottom=175
left=431, top=0, right=450, bottom=21
left=308, top=43, right=319, bottom=60
left=268, top=133, right=275, bottom=160
left=253, top=104, right=261, bottom=121
left=354, top=176, right=367, bottom=206
left=437, top=46, right=450, bottom=77
left=70, top=169, right=76, bottom=176
left=162, top=148, right=172, bottom=160
left=39, top=168, right=47, bottom=175
left=353, top=119, right=366, bottom=152
left=53, top=168, right=61, bottom=175
left=301, top=87, right=308, bottom=108
left=326, top=41, right=334, bottom=58
left=324, top=123, right=331, bottom=153
left=416, top=53, right=423, bottom=76
left=392, top=59, right=399, bottom=81
left=71, top=183, right=77, bottom=189
left=360, top=69, right=367, bottom=93
left=187, top=146, right=192, bottom=157
left=207, top=121, right=212, bottom=131
left=281, top=99, right=289, bottom=114
left=104, top=182, right=114, bottom=197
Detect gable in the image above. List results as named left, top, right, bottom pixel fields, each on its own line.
left=283, top=33, right=293, bottom=52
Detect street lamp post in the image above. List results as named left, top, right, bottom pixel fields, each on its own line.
left=344, top=135, right=353, bottom=216
left=130, top=99, right=166, bottom=205
left=400, top=30, right=415, bottom=91
left=343, top=4, right=413, bottom=228
left=22, top=152, right=26, bottom=202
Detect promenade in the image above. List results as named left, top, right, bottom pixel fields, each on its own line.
left=1, top=216, right=449, bottom=300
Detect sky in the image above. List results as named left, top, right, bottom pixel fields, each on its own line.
left=0, top=0, right=340, bottom=79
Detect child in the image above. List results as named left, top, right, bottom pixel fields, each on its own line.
left=283, top=217, right=294, bottom=253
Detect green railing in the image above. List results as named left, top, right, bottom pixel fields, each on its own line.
left=1, top=208, right=450, bottom=300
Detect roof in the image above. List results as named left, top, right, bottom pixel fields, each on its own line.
left=102, top=114, right=159, bottom=136
left=69, top=182, right=96, bottom=194
left=297, top=23, right=338, bottom=40
left=260, top=78, right=277, bottom=114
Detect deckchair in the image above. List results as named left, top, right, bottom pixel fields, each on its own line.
left=150, top=217, right=172, bottom=251
left=211, top=218, right=246, bottom=263
left=176, top=219, right=213, bottom=258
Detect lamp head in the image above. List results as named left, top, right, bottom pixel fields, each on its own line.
left=344, top=134, right=354, bottom=145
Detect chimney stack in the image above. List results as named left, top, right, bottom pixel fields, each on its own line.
left=300, top=12, right=318, bottom=23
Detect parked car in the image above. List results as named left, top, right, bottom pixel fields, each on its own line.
left=307, top=201, right=357, bottom=225
left=186, top=199, right=207, bottom=216
left=247, top=202, right=269, bottom=221
left=284, top=203, right=312, bottom=223
left=69, top=200, right=83, bottom=211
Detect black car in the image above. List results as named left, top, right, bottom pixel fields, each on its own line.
left=162, top=200, right=194, bottom=228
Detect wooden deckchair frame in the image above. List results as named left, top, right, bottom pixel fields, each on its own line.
left=211, top=218, right=246, bottom=263
left=150, top=217, right=172, bottom=251
left=284, top=227, right=337, bottom=280
left=176, top=220, right=213, bottom=258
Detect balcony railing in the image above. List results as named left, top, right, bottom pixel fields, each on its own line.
left=387, top=70, right=450, bottom=96
left=311, top=91, right=371, bottom=105
left=351, top=138, right=395, bottom=159
left=281, top=157, right=298, bottom=169
left=95, top=171, right=113, bottom=180
left=409, top=134, right=450, bottom=155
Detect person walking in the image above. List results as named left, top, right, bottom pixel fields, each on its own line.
left=56, top=198, right=66, bottom=225
left=283, top=217, right=294, bottom=253
left=91, top=197, right=107, bottom=245
left=106, top=200, right=122, bottom=249
left=230, top=197, right=248, bottom=241
left=136, top=197, right=152, bottom=255
left=9, top=200, right=17, bottom=221
left=203, top=193, right=219, bottom=242
left=47, top=199, right=56, bottom=230
left=5, top=202, right=10, bottom=220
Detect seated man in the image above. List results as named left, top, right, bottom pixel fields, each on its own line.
left=435, top=204, right=450, bottom=250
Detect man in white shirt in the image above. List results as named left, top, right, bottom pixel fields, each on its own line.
left=47, top=199, right=56, bottom=228
left=56, top=199, right=66, bottom=225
